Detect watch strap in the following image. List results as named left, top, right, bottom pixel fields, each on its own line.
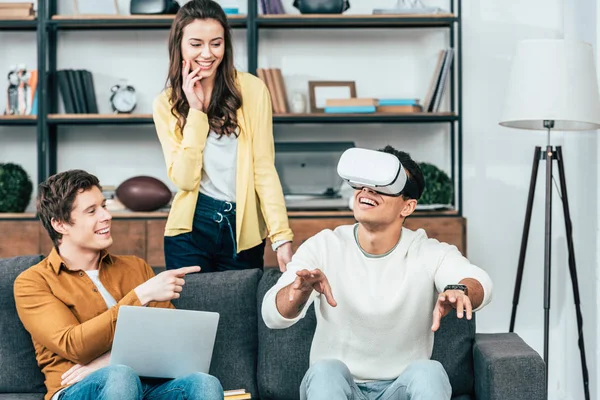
left=444, top=284, right=468, bottom=296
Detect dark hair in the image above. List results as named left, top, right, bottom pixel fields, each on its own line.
left=380, top=145, right=425, bottom=200
left=37, top=170, right=102, bottom=247
left=166, top=0, right=242, bottom=137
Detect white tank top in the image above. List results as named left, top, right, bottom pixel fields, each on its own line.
left=199, top=130, right=238, bottom=202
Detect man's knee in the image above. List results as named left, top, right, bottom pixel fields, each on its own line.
left=306, top=359, right=350, bottom=378
left=404, top=360, right=451, bottom=396
left=181, top=372, right=223, bottom=399
left=301, top=359, right=354, bottom=400
left=102, top=365, right=142, bottom=397
left=407, top=360, right=447, bottom=378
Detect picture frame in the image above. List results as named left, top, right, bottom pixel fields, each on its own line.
left=308, top=81, right=356, bottom=113
left=73, top=0, right=120, bottom=15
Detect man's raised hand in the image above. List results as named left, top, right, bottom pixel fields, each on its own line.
left=289, top=269, right=337, bottom=307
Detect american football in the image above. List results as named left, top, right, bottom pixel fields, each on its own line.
left=115, top=176, right=172, bottom=212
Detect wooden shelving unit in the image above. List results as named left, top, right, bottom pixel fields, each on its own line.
left=1, top=0, right=463, bottom=222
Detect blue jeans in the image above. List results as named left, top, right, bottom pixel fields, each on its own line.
left=164, top=193, right=265, bottom=272
left=57, top=365, right=223, bottom=400
left=300, top=359, right=452, bottom=400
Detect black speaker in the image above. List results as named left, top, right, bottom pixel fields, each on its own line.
left=130, top=0, right=181, bottom=15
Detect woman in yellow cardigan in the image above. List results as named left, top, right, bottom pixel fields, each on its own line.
left=153, top=0, right=293, bottom=272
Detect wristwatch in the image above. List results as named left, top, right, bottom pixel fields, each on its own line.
left=444, top=284, right=468, bottom=296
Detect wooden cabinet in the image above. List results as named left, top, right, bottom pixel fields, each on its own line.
left=0, top=214, right=466, bottom=268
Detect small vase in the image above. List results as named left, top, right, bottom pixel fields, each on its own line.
left=291, top=93, right=307, bottom=114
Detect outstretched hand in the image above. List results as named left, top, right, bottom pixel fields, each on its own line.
left=431, top=289, right=472, bottom=332
left=135, top=266, right=201, bottom=306
left=289, top=269, right=337, bottom=307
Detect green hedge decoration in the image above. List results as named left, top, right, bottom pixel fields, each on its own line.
left=418, top=162, right=453, bottom=205
left=0, top=163, right=33, bottom=213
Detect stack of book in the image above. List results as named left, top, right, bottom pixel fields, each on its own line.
left=260, top=0, right=286, bottom=14
left=0, top=2, right=34, bottom=19
left=56, top=69, right=98, bottom=114
left=224, top=389, right=251, bottom=399
left=256, top=68, right=289, bottom=114
left=422, top=48, right=454, bottom=112
left=323, top=98, right=422, bottom=114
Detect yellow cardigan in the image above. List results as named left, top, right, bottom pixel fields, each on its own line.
left=152, top=71, right=293, bottom=252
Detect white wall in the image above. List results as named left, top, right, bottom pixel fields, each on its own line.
left=465, top=0, right=598, bottom=399
left=1, top=0, right=599, bottom=399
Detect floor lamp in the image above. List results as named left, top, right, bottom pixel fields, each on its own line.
left=499, top=39, right=600, bottom=400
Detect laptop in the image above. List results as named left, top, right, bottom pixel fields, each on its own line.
left=274, top=141, right=355, bottom=210
left=110, top=306, right=220, bottom=379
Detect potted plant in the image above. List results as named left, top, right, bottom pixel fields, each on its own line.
left=0, top=163, right=33, bottom=213
left=418, top=162, right=453, bottom=206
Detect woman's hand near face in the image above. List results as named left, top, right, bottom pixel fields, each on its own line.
left=182, top=59, right=205, bottom=111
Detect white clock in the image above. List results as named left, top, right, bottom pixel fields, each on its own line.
left=110, top=83, right=137, bottom=113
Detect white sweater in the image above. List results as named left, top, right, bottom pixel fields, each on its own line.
left=261, top=224, right=493, bottom=382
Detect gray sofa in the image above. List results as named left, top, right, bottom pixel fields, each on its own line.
left=1, top=255, right=545, bottom=400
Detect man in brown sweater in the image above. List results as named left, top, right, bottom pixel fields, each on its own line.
left=14, top=169, right=223, bottom=400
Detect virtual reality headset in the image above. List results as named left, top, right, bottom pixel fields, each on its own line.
left=337, top=147, right=420, bottom=198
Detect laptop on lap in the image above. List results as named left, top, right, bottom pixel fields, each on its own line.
left=110, top=306, right=220, bottom=378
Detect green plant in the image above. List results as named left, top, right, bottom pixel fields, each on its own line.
left=0, top=163, right=33, bottom=213
left=418, top=162, right=453, bottom=205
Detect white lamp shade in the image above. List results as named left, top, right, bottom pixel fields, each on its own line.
left=499, top=39, right=600, bottom=131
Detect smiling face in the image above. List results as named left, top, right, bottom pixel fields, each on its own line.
left=181, top=18, right=225, bottom=82
left=353, top=185, right=417, bottom=229
left=52, top=186, right=113, bottom=252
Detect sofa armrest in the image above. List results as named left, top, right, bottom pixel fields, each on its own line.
left=473, top=333, right=545, bottom=400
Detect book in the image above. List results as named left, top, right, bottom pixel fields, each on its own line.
left=376, top=105, right=422, bottom=113
left=378, top=98, right=419, bottom=106
left=224, top=389, right=251, bottom=399
left=324, top=105, right=376, bottom=114
left=325, top=98, right=377, bottom=107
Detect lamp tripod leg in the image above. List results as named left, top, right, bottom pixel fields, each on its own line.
left=555, top=146, right=590, bottom=400
left=542, top=146, right=553, bottom=398
left=510, top=146, right=542, bottom=332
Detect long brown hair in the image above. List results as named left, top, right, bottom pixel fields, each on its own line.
left=166, top=0, right=242, bottom=136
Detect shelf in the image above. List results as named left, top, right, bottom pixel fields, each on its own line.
left=0, top=17, right=36, bottom=30
left=48, top=114, right=153, bottom=125
left=0, top=208, right=459, bottom=220
left=46, top=113, right=457, bottom=125
left=0, top=115, right=37, bottom=126
left=257, top=13, right=457, bottom=29
left=49, top=14, right=246, bottom=30
left=273, top=112, right=457, bottom=124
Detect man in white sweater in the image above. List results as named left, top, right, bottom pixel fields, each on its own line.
left=261, top=146, right=493, bottom=400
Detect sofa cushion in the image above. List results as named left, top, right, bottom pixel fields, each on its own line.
left=0, top=255, right=46, bottom=394
left=257, top=268, right=475, bottom=399
left=431, top=312, right=476, bottom=396
left=172, top=268, right=262, bottom=399
left=256, top=268, right=316, bottom=400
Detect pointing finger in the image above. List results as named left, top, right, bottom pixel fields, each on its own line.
left=174, top=266, right=201, bottom=276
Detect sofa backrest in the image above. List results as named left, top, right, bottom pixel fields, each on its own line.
left=256, top=268, right=476, bottom=400
left=172, top=268, right=263, bottom=399
left=0, top=255, right=46, bottom=395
